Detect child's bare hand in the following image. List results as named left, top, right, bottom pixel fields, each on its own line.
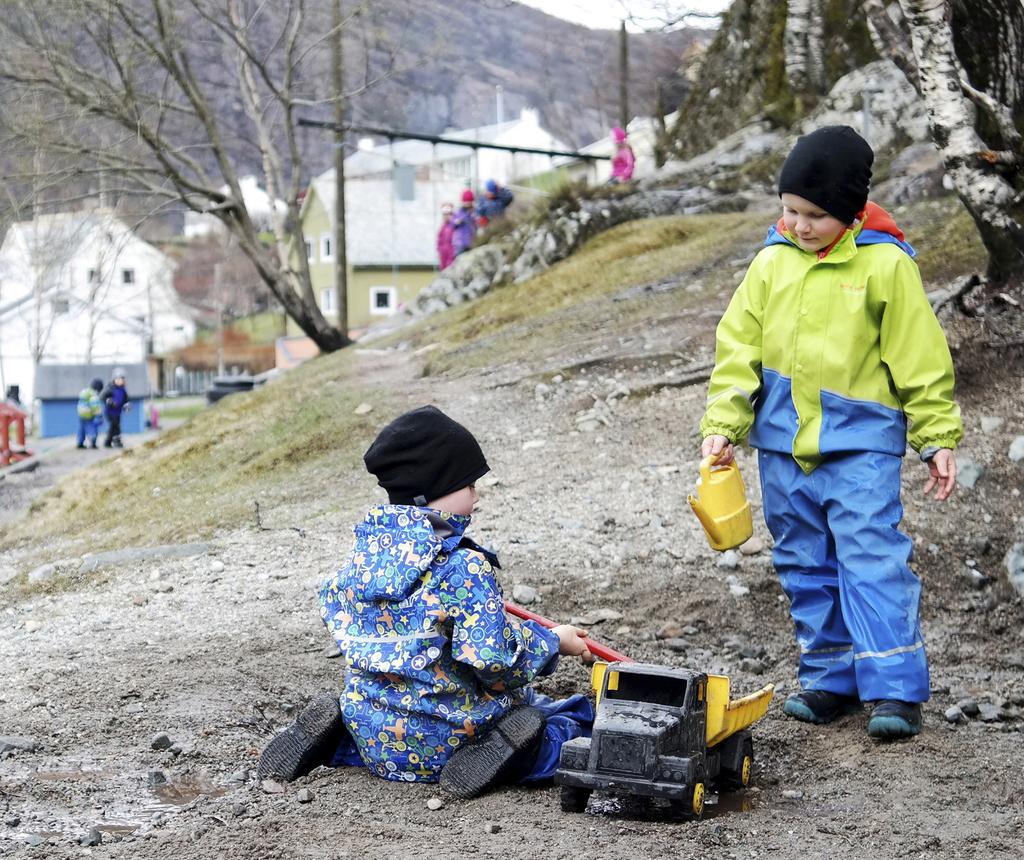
left=923, top=449, right=956, bottom=502
left=701, top=434, right=735, bottom=466
left=552, top=625, right=594, bottom=664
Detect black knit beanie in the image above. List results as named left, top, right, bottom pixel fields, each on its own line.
left=363, top=405, right=490, bottom=506
left=778, top=126, right=874, bottom=225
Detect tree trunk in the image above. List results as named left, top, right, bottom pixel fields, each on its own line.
left=900, top=0, right=1024, bottom=283
left=862, top=0, right=921, bottom=92
left=785, top=0, right=826, bottom=98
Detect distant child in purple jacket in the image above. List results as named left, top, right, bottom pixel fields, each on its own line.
left=609, top=126, right=635, bottom=183
left=437, top=202, right=455, bottom=270
left=451, top=190, right=478, bottom=256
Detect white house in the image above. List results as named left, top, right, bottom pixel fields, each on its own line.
left=183, top=175, right=288, bottom=239
left=0, top=210, right=196, bottom=405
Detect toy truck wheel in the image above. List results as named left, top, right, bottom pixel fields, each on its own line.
left=718, top=737, right=754, bottom=791
left=560, top=785, right=591, bottom=813
left=668, top=773, right=706, bottom=820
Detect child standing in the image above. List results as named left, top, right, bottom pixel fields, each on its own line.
left=451, top=190, right=478, bottom=257
left=437, top=202, right=455, bottom=270
left=100, top=369, right=131, bottom=448
left=699, top=126, right=962, bottom=740
left=75, top=378, right=103, bottom=449
left=260, top=406, right=594, bottom=797
left=609, top=127, right=635, bottom=183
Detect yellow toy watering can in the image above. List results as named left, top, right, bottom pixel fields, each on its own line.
left=688, top=456, right=753, bottom=551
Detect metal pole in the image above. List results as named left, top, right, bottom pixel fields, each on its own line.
left=214, top=262, right=225, bottom=376
left=619, top=21, right=629, bottom=130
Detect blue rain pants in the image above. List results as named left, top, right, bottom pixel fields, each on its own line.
left=758, top=449, right=929, bottom=703
left=330, top=689, right=594, bottom=782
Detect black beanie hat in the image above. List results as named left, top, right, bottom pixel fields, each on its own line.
left=363, top=405, right=490, bottom=506
left=778, top=125, right=874, bottom=225
left=90, top=378, right=103, bottom=392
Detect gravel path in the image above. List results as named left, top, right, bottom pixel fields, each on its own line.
left=1, top=334, right=1022, bottom=859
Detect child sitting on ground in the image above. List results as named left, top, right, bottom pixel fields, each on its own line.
left=259, top=405, right=594, bottom=797
left=699, top=125, right=963, bottom=741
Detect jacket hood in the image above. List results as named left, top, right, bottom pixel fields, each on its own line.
left=765, top=201, right=916, bottom=259
left=348, top=505, right=471, bottom=602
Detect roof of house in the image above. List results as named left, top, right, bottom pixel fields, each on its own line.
left=34, top=363, right=149, bottom=399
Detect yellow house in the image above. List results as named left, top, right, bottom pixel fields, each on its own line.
left=299, top=167, right=464, bottom=334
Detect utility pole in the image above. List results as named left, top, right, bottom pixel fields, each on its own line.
left=332, top=0, right=349, bottom=340
left=619, top=21, right=629, bottom=130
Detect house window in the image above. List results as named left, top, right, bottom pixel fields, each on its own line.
left=321, top=288, right=335, bottom=312
left=320, top=234, right=333, bottom=261
left=304, top=239, right=313, bottom=261
left=369, top=286, right=397, bottom=316
left=52, top=296, right=70, bottom=315
left=122, top=268, right=135, bottom=285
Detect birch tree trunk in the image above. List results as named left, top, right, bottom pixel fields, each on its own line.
left=785, top=0, right=826, bottom=97
left=900, top=0, right=1024, bottom=283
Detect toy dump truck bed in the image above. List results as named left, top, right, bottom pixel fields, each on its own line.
left=704, top=674, right=774, bottom=747
left=591, top=663, right=773, bottom=748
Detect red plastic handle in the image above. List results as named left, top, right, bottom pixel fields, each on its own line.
left=503, top=600, right=634, bottom=664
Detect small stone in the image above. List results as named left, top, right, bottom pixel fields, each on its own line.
left=1008, top=436, right=1024, bottom=462
left=980, top=416, right=1004, bottom=433
left=27, top=563, right=57, bottom=585
left=958, top=459, right=985, bottom=490
left=977, top=702, right=1002, bottom=722
left=726, top=575, right=750, bottom=597
left=717, top=550, right=740, bottom=570
left=0, top=736, right=38, bottom=753
left=656, top=622, right=684, bottom=640
left=522, top=439, right=547, bottom=450
left=534, top=383, right=551, bottom=398
left=551, top=374, right=564, bottom=384
left=485, top=822, right=501, bottom=834
left=227, top=768, right=250, bottom=784
left=662, top=638, right=690, bottom=653
left=569, top=608, right=623, bottom=626
left=79, top=828, right=101, bottom=847
left=210, top=560, right=226, bottom=574
left=261, top=779, right=285, bottom=794
left=739, top=658, right=766, bottom=674
left=5, top=815, right=21, bottom=827
left=153, top=582, right=174, bottom=593
left=682, top=625, right=699, bottom=636
left=147, top=769, right=167, bottom=786
left=964, top=567, right=990, bottom=589
left=781, top=789, right=804, bottom=800
left=739, top=536, right=766, bottom=555
left=24, top=834, right=43, bottom=847
left=296, top=788, right=313, bottom=803
left=322, top=643, right=343, bottom=659
left=132, top=594, right=149, bottom=606
left=232, top=801, right=248, bottom=817
left=426, top=797, right=444, bottom=811
left=511, top=584, right=537, bottom=605
left=1007, top=543, right=1024, bottom=599
left=944, top=705, right=966, bottom=724
left=150, top=733, right=173, bottom=751
left=957, top=698, right=980, bottom=718
left=353, top=403, right=373, bottom=415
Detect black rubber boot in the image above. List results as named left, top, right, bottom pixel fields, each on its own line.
left=257, top=693, right=344, bottom=782
left=867, top=700, right=922, bottom=740
left=439, top=707, right=544, bottom=799
left=783, top=690, right=861, bottom=724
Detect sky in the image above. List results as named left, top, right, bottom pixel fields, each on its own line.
left=513, top=0, right=730, bottom=32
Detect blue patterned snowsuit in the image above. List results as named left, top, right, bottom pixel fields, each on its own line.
left=319, top=505, right=591, bottom=783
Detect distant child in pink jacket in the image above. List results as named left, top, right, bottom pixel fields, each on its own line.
left=609, top=127, right=635, bottom=183
left=437, top=202, right=455, bottom=270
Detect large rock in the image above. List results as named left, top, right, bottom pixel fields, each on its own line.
left=1007, top=542, right=1024, bottom=599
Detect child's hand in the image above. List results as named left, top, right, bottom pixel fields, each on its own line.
left=551, top=625, right=595, bottom=664
left=701, top=434, right=735, bottom=466
left=923, top=449, right=957, bottom=501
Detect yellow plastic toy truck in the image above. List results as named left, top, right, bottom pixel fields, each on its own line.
left=555, top=662, right=774, bottom=818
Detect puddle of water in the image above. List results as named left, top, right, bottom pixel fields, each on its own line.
left=150, top=776, right=228, bottom=808
left=583, top=789, right=757, bottom=821
left=32, top=767, right=115, bottom=782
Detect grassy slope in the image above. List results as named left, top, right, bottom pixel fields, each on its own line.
left=1, top=196, right=986, bottom=571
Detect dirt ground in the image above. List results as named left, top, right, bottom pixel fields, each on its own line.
left=2, top=294, right=1023, bottom=859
